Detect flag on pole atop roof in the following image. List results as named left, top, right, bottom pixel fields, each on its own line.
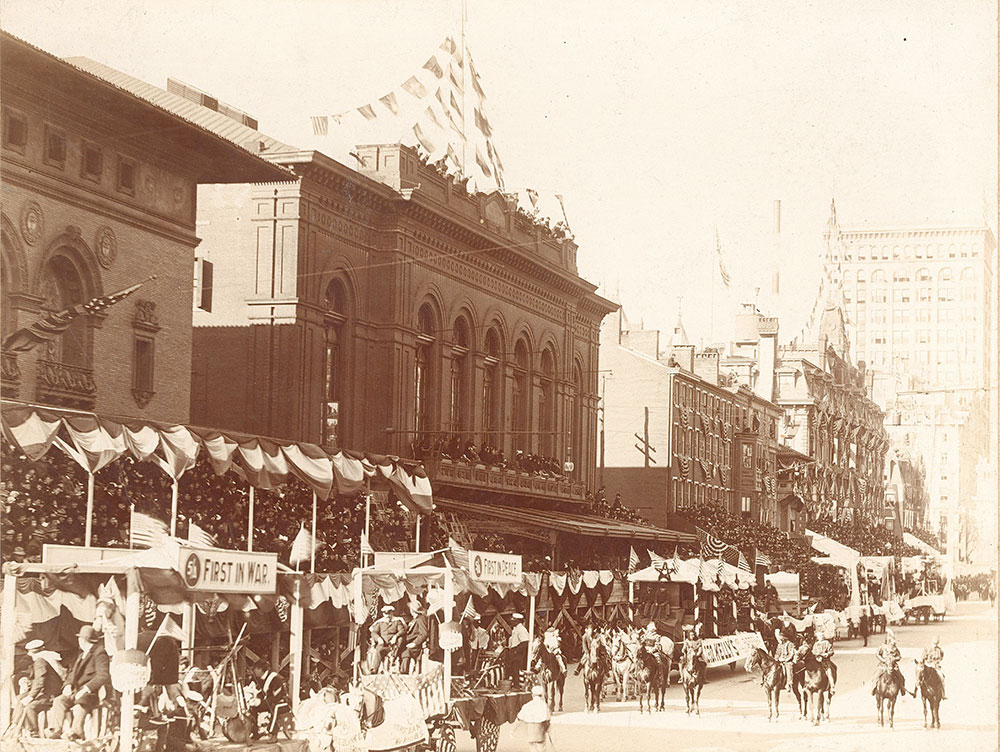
left=628, top=546, right=640, bottom=573
left=647, top=549, right=666, bottom=570
left=738, top=551, right=752, bottom=573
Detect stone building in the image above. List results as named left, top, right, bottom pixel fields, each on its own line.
left=0, top=34, right=288, bottom=422
left=599, top=307, right=782, bottom=529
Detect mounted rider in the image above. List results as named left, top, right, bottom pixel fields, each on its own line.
left=773, top=629, right=797, bottom=691
left=919, top=636, right=945, bottom=699
left=574, top=621, right=594, bottom=676
left=681, top=624, right=707, bottom=684
left=542, top=620, right=567, bottom=675
left=872, top=629, right=913, bottom=698
left=810, top=633, right=837, bottom=695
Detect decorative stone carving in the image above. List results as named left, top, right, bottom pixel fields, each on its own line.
left=20, top=201, right=43, bottom=245
left=95, top=226, right=117, bottom=268
left=133, top=299, right=160, bottom=332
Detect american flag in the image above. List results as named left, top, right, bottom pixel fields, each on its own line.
left=461, top=596, right=479, bottom=622
left=187, top=520, right=217, bottom=548
left=448, top=537, right=469, bottom=570
left=131, top=509, right=169, bottom=549
left=738, top=551, right=753, bottom=573
left=755, top=550, right=772, bottom=568
left=647, top=549, right=666, bottom=570
left=360, top=533, right=374, bottom=557
left=628, top=546, right=640, bottom=573
left=698, top=528, right=729, bottom=558
left=362, top=665, right=447, bottom=718
left=289, top=524, right=314, bottom=568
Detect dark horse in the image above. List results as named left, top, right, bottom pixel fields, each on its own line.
left=679, top=646, right=705, bottom=716
left=634, top=645, right=665, bottom=713
left=745, top=648, right=785, bottom=722
left=873, top=663, right=906, bottom=729
left=529, top=637, right=566, bottom=712
left=798, top=652, right=830, bottom=726
left=581, top=634, right=610, bottom=713
left=915, top=660, right=944, bottom=729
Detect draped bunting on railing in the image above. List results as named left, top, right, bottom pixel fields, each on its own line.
left=0, top=401, right=433, bottom=509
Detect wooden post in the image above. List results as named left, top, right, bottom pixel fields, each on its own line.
left=181, top=601, right=196, bottom=661
left=443, top=567, right=454, bottom=702
left=247, top=485, right=255, bottom=552
left=415, top=514, right=421, bottom=553
left=526, top=593, right=536, bottom=673
left=363, top=492, right=372, bottom=568
left=311, top=492, right=318, bottom=573
left=289, top=576, right=304, bottom=714
left=0, top=574, right=17, bottom=731
left=628, top=580, right=635, bottom=624
left=84, top=472, right=95, bottom=547
left=120, top=575, right=141, bottom=752
left=169, top=478, right=179, bottom=538
left=271, top=630, right=281, bottom=672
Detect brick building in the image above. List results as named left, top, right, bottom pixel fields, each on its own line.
left=598, top=306, right=782, bottom=528
left=0, top=34, right=288, bottom=422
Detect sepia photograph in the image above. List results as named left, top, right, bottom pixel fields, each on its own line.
left=0, top=1, right=996, bottom=750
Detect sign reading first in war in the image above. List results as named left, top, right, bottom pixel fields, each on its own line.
left=468, top=550, right=522, bottom=584
left=178, top=545, right=278, bottom=594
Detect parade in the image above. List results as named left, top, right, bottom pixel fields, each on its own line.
left=0, top=1, right=997, bottom=751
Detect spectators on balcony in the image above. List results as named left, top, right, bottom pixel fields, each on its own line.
left=808, top=517, right=921, bottom=557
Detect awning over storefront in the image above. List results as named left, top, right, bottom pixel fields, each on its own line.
left=435, top=498, right=698, bottom=544
left=806, top=528, right=861, bottom=565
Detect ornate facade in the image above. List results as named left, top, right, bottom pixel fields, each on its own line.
left=0, top=33, right=286, bottom=422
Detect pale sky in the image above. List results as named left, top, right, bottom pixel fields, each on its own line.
left=4, top=0, right=996, bottom=344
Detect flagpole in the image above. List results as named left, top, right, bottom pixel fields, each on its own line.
left=129, top=504, right=135, bottom=550
left=415, top=514, right=421, bottom=553
left=460, top=0, right=471, bottom=178
left=84, top=472, right=95, bottom=547
left=169, top=479, right=179, bottom=538
left=363, top=487, right=372, bottom=568
left=311, top=492, right=318, bottom=574
left=710, top=228, right=716, bottom=344
left=247, top=484, right=255, bottom=552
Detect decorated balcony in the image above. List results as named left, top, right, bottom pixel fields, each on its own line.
left=36, top=359, right=96, bottom=409
left=431, top=457, right=588, bottom=506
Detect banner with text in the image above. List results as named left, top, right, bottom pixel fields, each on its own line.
left=178, top=545, right=278, bottom=594
left=468, top=550, right=522, bottom=584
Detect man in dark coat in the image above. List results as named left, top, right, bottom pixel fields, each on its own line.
left=21, top=639, right=65, bottom=734
left=46, top=626, right=110, bottom=740
left=400, top=603, right=429, bottom=674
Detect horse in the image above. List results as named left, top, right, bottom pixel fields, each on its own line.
left=873, top=663, right=906, bottom=729
left=679, top=645, right=705, bottom=716
left=528, top=637, right=566, bottom=712
left=915, top=660, right=943, bottom=729
left=633, top=644, right=666, bottom=713
left=744, top=648, right=785, bottom=722
left=581, top=634, right=610, bottom=713
left=798, top=652, right=830, bottom=726
left=610, top=631, right=637, bottom=702
left=653, top=635, right=675, bottom=689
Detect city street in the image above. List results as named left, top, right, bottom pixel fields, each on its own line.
left=457, top=600, right=997, bottom=752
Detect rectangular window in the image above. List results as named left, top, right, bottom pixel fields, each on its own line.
left=2, top=109, right=27, bottom=153
left=81, top=143, right=103, bottom=181
left=44, top=125, right=66, bottom=168
left=133, top=337, right=155, bottom=393
left=194, top=258, right=213, bottom=312
left=117, top=156, right=136, bottom=195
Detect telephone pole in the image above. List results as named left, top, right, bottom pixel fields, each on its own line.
left=634, top=406, right=657, bottom=467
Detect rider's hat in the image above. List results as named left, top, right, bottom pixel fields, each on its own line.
left=381, top=605, right=395, bottom=613
left=512, top=613, right=525, bottom=620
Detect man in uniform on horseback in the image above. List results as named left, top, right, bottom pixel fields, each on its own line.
left=811, top=633, right=837, bottom=696
left=681, top=625, right=706, bottom=684
left=574, top=621, right=594, bottom=676
left=543, top=620, right=567, bottom=676
left=873, top=630, right=914, bottom=698
left=920, top=636, right=945, bottom=699
left=773, top=629, right=796, bottom=692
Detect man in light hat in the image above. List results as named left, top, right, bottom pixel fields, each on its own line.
left=681, top=624, right=707, bottom=685
left=20, top=639, right=65, bottom=734
left=873, top=629, right=913, bottom=698
left=46, top=626, right=110, bottom=740
left=400, top=602, right=429, bottom=674
left=773, top=629, right=797, bottom=692
left=367, top=605, right=406, bottom=673
left=506, top=613, right=530, bottom=688
left=516, top=685, right=553, bottom=749
left=920, top=635, right=946, bottom=699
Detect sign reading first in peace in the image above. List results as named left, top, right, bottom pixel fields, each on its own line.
left=178, top=545, right=278, bottom=594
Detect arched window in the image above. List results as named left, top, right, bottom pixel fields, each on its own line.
left=38, top=255, right=89, bottom=366
left=512, top=338, right=529, bottom=452
left=939, top=268, right=953, bottom=282
left=916, top=268, right=931, bottom=282
left=960, top=267, right=974, bottom=281
left=482, top=328, right=501, bottom=442
left=449, top=316, right=470, bottom=433
left=572, top=361, right=585, bottom=473
left=539, top=347, right=556, bottom=457
left=415, top=305, right=437, bottom=437
left=321, top=279, right=348, bottom=448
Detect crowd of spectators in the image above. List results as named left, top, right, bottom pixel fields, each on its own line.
left=953, top=573, right=997, bottom=601
left=587, top=487, right=649, bottom=525
left=808, top=517, right=922, bottom=557
left=411, top=433, right=569, bottom=480
left=677, top=504, right=851, bottom=610
left=904, top=526, right=941, bottom=551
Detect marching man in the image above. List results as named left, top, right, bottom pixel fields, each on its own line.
left=920, top=636, right=946, bottom=700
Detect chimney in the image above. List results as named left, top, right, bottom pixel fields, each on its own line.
left=755, top=316, right=779, bottom=403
